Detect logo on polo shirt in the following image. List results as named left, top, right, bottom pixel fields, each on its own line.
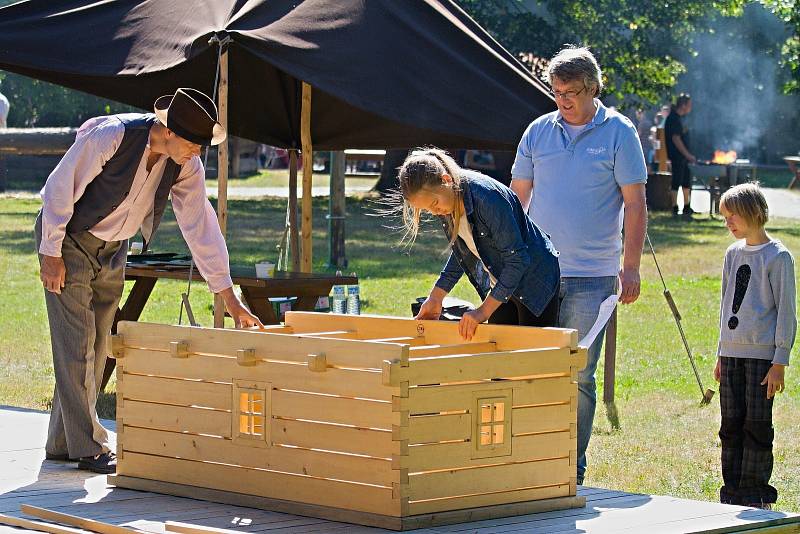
left=587, top=146, right=607, bottom=155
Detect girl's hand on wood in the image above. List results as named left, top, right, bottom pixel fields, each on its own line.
left=458, top=310, right=486, bottom=341
left=415, top=296, right=443, bottom=320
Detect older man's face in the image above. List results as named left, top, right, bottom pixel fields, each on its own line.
left=551, top=76, right=597, bottom=126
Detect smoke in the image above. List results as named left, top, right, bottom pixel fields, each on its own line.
left=678, top=3, right=791, bottom=161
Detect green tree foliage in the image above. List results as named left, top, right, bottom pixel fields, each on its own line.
left=456, top=0, right=799, bottom=103
left=761, top=0, right=800, bottom=93
left=0, top=72, right=135, bottom=127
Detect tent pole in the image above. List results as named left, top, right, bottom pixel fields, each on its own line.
left=300, top=82, right=313, bottom=273
left=289, top=150, right=300, bottom=272
left=213, top=46, right=229, bottom=328
left=328, top=150, right=346, bottom=268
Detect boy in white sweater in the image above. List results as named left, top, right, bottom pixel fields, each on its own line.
left=715, top=183, right=796, bottom=509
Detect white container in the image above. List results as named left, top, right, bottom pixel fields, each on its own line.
left=255, top=261, right=275, bottom=278
left=129, top=241, right=143, bottom=255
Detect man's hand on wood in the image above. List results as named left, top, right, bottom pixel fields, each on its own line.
left=218, top=287, right=264, bottom=329
left=40, top=255, right=66, bottom=294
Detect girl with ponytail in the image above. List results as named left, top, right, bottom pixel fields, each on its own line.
left=397, top=148, right=561, bottom=340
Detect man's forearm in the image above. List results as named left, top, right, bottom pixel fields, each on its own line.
left=623, top=201, right=647, bottom=270
left=673, top=137, right=693, bottom=160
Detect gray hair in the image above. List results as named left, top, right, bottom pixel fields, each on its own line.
left=546, top=46, right=603, bottom=97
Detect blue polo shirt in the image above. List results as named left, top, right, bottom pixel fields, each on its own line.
left=511, top=100, right=647, bottom=277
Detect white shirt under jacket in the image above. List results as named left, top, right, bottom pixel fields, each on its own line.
left=38, top=115, right=233, bottom=293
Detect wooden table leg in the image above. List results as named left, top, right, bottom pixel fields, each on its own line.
left=240, top=287, right=279, bottom=325
left=788, top=162, right=799, bottom=190
left=101, top=277, right=158, bottom=392
left=294, top=295, right=320, bottom=312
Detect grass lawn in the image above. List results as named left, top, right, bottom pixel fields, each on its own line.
left=0, top=194, right=798, bottom=511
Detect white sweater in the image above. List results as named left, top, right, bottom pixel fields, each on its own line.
left=717, top=239, right=796, bottom=365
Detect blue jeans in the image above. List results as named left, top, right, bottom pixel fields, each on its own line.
left=558, top=276, right=617, bottom=484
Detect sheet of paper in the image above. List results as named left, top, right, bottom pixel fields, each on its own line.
left=578, top=282, right=622, bottom=349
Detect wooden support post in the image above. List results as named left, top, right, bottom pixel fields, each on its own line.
left=213, top=46, right=229, bottom=328
left=603, top=308, right=617, bottom=404
left=328, top=150, right=347, bottom=268
left=603, top=307, right=619, bottom=429
left=289, top=150, right=300, bottom=272
left=300, top=82, right=313, bottom=273
left=656, top=127, right=668, bottom=173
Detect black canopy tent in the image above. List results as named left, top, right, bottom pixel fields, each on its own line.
left=0, top=0, right=555, bottom=323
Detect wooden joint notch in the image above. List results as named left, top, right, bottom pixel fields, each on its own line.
left=570, top=422, right=577, bottom=439
left=569, top=449, right=577, bottom=466
left=110, top=334, right=125, bottom=359
left=392, top=416, right=409, bottom=441
left=392, top=396, right=409, bottom=412
left=392, top=481, right=410, bottom=499
left=306, top=353, right=327, bottom=372
left=391, top=454, right=409, bottom=470
left=570, top=395, right=577, bottom=413
left=382, top=359, right=402, bottom=387
left=571, top=347, right=588, bottom=369
left=570, top=476, right=578, bottom=493
left=170, top=341, right=189, bottom=359
left=236, top=348, right=257, bottom=367
left=400, top=345, right=410, bottom=367
left=570, top=366, right=579, bottom=382
left=400, top=497, right=410, bottom=516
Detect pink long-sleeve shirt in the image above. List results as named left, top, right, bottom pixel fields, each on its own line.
left=39, top=115, right=233, bottom=293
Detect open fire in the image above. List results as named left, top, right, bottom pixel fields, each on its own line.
left=712, top=149, right=737, bottom=165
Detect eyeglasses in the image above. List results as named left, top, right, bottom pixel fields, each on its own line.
left=550, top=85, right=589, bottom=100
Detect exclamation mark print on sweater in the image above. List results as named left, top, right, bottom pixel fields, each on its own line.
left=728, top=264, right=751, bottom=330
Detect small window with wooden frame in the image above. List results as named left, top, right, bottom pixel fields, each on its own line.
left=233, top=380, right=271, bottom=447
left=471, top=390, right=512, bottom=458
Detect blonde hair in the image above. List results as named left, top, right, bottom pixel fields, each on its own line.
left=397, top=148, right=463, bottom=246
left=720, top=182, right=769, bottom=228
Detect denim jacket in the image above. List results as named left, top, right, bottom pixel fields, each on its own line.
left=434, top=171, right=560, bottom=316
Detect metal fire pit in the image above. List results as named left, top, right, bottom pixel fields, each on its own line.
left=688, top=160, right=758, bottom=216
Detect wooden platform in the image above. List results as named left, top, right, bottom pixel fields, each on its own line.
left=2, top=406, right=799, bottom=533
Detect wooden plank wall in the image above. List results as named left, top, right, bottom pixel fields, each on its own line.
left=284, top=312, right=579, bottom=352
left=114, top=322, right=405, bottom=517
left=388, top=341, right=587, bottom=516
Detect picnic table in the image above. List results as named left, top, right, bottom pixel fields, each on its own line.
left=784, top=155, right=800, bottom=189
left=100, top=255, right=357, bottom=390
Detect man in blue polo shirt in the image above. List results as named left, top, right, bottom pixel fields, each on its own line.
left=510, top=46, right=648, bottom=486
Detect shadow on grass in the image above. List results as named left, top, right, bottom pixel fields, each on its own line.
left=0, top=229, right=36, bottom=255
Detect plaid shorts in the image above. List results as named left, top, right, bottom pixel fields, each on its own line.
left=718, top=356, right=777, bottom=505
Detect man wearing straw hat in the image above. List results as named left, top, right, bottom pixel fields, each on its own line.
left=35, top=88, right=262, bottom=474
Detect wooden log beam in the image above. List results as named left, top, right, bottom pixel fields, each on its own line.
left=289, top=150, right=300, bottom=272
left=20, top=505, right=137, bottom=534
left=213, top=46, right=229, bottom=328
left=0, top=128, right=76, bottom=155
left=300, top=82, right=313, bottom=273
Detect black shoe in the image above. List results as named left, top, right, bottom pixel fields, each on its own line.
left=78, top=451, right=116, bottom=474
left=45, top=452, right=79, bottom=462
left=672, top=206, right=680, bottom=217
left=684, top=206, right=695, bottom=215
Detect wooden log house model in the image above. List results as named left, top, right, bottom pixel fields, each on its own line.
left=109, top=312, right=587, bottom=530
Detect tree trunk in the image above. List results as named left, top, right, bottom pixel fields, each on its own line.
left=373, top=149, right=409, bottom=194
